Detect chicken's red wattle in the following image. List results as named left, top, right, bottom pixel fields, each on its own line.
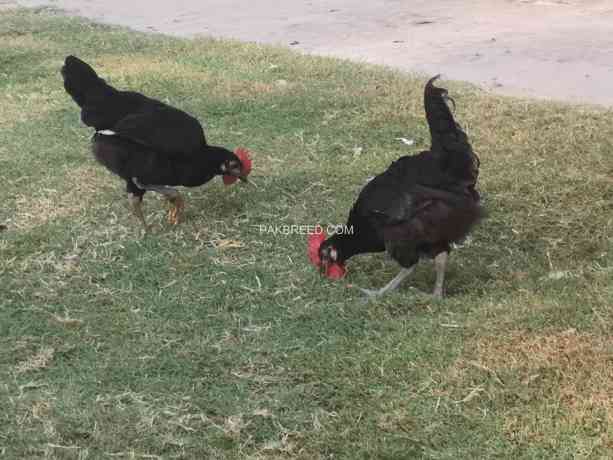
left=325, top=263, right=347, bottom=280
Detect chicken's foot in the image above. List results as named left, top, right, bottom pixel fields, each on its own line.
left=166, top=192, right=184, bottom=225
left=357, top=265, right=416, bottom=300
left=132, top=178, right=184, bottom=225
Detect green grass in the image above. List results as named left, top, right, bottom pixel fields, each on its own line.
left=1, top=7, right=612, bottom=459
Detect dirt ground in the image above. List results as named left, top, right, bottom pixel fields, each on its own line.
left=8, top=0, right=613, bottom=106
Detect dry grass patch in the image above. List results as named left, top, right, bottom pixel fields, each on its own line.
left=10, top=164, right=108, bottom=230
left=212, top=78, right=277, bottom=99
left=457, top=329, right=613, bottom=446
left=0, top=87, right=63, bottom=128
left=89, top=55, right=286, bottom=104
left=478, top=330, right=613, bottom=419
left=2, top=34, right=55, bottom=52
left=96, top=54, right=211, bottom=82
left=14, top=346, right=55, bottom=374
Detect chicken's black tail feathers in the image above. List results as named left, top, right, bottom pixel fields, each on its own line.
left=424, top=75, right=468, bottom=152
left=424, top=75, right=478, bottom=182
left=61, top=55, right=106, bottom=108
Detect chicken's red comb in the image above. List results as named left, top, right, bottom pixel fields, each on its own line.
left=223, top=148, right=253, bottom=185
left=307, top=227, right=347, bottom=280
left=235, top=147, right=252, bottom=176
left=307, top=227, right=326, bottom=266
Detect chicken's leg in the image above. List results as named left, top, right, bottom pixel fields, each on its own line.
left=167, top=194, right=184, bottom=225
left=158, top=187, right=184, bottom=225
left=132, top=178, right=184, bottom=225
left=358, top=265, right=416, bottom=299
left=432, top=251, right=448, bottom=298
left=128, top=193, right=149, bottom=231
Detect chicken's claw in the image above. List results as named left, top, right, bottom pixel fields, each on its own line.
left=358, top=287, right=379, bottom=297
left=348, top=285, right=382, bottom=303
left=358, top=287, right=382, bottom=303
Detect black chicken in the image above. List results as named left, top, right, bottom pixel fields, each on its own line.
left=61, top=55, right=251, bottom=229
left=308, top=76, right=482, bottom=298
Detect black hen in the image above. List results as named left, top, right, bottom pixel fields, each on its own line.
left=310, top=76, right=482, bottom=298
left=61, top=55, right=251, bottom=229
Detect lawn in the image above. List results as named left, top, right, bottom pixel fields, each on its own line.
left=1, top=7, right=612, bottom=459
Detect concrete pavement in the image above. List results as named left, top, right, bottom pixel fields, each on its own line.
left=11, top=0, right=613, bottom=106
